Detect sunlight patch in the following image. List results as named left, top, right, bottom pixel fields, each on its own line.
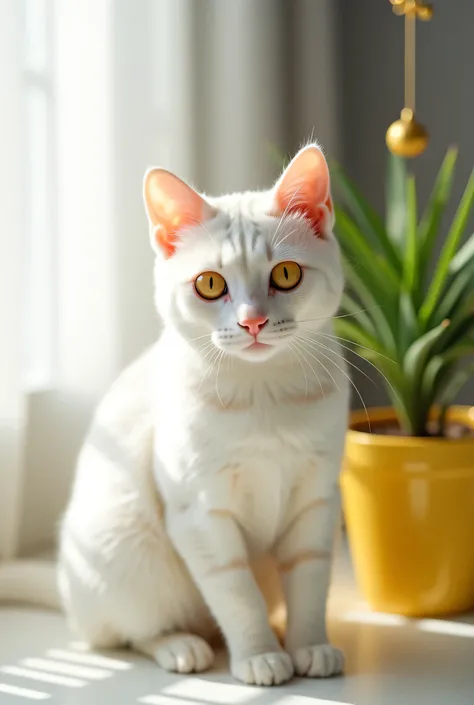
left=0, top=682, right=50, bottom=699
left=341, top=610, right=407, bottom=627
left=1, top=665, right=86, bottom=688
left=139, top=696, right=202, bottom=705
left=140, top=693, right=353, bottom=705
left=273, top=697, right=352, bottom=705
left=21, top=658, right=113, bottom=681
left=46, top=648, right=133, bottom=670
left=163, top=678, right=263, bottom=703
left=416, top=619, right=474, bottom=638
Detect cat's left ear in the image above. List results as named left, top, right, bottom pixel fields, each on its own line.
left=144, top=168, right=216, bottom=257
left=272, top=144, right=334, bottom=238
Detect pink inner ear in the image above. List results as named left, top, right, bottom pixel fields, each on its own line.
left=274, top=147, right=333, bottom=238
left=144, top=169, right=215, bottom=257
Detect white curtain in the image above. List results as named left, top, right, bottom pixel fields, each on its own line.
left=0, top=0, right=27, bottom=560
left=0, top=0, right=339, bottom=560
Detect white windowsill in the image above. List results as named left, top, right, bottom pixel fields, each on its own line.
left=1, top=540, right=474, bottom=704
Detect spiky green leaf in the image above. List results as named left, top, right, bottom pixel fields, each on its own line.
left=333, top=318, right=384, bottom=353
left=433, top=264, right=474, bottom=326
left=339, top=293, right=377, bottom=338
left=437, top=361, right=474, bottom=409
left=332, top=149, right=474, bottom=436
left=450, top=232, right=474, bottom=274
left=403, top=175, right=418, bottom=297
left=386, top=154, right=407, bottom=249
left=418, top=147, right=458, bottom=280
left=331, top=163, right=401, bottom=272
left=342, top=257, right=398, bottom=354
left=420, top=168, right=474, bottom=325
left=404, top=321, right=450, bottom=382
left=335, top=207, right=400, bottom=291
left=398, top=291, right=419, bottom=356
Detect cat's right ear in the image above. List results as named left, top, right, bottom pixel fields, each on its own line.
left=143, top=169, right=216, bottom=257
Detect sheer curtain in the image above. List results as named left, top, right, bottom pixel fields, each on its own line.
left=0, top=0, right=339, bottom=563
left=0, top=0, right=27, bottom=560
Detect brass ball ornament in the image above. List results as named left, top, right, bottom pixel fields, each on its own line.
left=386, top=108, right=429, bottom=158
left=386, top=0, right=433, bottom=158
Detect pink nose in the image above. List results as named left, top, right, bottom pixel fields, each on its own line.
left=238, top=316, right=268, bottom=337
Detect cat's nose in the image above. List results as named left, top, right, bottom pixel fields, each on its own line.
left=238, top=315, right=269, bottom=337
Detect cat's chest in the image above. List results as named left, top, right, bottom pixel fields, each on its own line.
left=155, top=384, right=340, bottom=487
left=208, top=448, right=313, bottom=554
left=155, top=392, right=340, bottom=552
left=200, top=391, right=325, bottom=454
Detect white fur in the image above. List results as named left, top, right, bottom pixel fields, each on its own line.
left=56, top=146, right=350, bottom=685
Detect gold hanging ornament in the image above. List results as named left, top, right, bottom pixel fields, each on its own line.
left=386, top=0, right=433, bottom=158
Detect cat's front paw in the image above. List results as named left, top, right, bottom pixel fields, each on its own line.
left=291, top=644, right=344, bottom=678
left=151, top=634, right=215, bottom=673
left=232, top=651, right=294, bottom=686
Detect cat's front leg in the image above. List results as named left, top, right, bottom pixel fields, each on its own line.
left=275, top=490, right=344, bottom=678
left=167, top=505, right=294, bottom=686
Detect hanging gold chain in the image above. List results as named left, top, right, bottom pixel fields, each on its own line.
left=390, top=0, right=433, bottom=119
left=386, top=0, right=432, bottom=157
left=390, top=0, right=433, bottom=21
left=405, top=2, right=415, bottom=116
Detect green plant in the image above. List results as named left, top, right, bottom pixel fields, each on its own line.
left=332, top=148, right=474, bottom=436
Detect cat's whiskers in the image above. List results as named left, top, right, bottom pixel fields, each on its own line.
left=290, top=340, right=324, bottom=398
left=295, top=305, right=382, bottom=325
left=304, top=329, right=400, bottom=404
left=200, top=344, right=219, bottom=364
left=270, top=183, right=304, bottom=247
left=198, top=339, right=215, bottom=355
left=198, top=337, right=214, bottom=349
left=199, top=340, right=215, bottom=359
left=293, top=338, right=338, bottom=394
left=310, top=329, right=396, bottom=364
left=215, top=350, right=227, bottom=410
left=198, top=347, right=221, bottom=391
left=288, top=341, right=308, bottom=400
left=186, top=214, right=217, bottom=247
left=297, top=333, right=376, bottom=391
left=191, top=332, right=213, bottom=343
left=273, top=227, right=299, bottom=250
left=296, top=335, right=371, bottom=432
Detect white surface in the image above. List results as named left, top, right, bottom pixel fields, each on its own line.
left=1, top=544, right=473, bottom=704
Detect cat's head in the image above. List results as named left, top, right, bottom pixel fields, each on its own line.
left=144, top=144, right=343, bottom=363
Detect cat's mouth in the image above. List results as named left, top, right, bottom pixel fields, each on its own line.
left=245, top=342, right=273, bottom=351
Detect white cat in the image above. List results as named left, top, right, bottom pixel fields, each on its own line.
left=57, top=144, right=350, bottom=686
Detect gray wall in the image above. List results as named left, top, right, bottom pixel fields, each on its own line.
left=337, top=0, right=474, bottom=407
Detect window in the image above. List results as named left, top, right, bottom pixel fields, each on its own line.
left=23, top=0, right=56, bottom=389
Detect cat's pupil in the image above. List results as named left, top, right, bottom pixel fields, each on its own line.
left=284, top=267, right=288, bottom=280
left=210, top=276, right=213, bottom=290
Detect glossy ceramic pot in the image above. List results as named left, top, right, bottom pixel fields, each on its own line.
left=340, top=406, right=474, bottom=616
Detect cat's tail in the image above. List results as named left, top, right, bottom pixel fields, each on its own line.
left=0, top=560, right=61, bottom=610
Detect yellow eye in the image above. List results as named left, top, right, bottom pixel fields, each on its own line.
left=270, top=261, right=302, bottom=291
left=194, top=271, right=228, bottom=300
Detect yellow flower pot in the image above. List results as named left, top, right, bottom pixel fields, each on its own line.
left=340, top=406, right=474, bottom=617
